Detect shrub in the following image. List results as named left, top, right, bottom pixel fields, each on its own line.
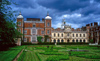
left=69, top=51, right=88, bottom=56
left=90, top=39, right=94, bottom=43
left=77, top=54, right=100, bottom=59
left=37, top=36, right=42, bottom=43
left=46, top=55, right=69, bottom=61
left=39, top=52, right=63, bottom=55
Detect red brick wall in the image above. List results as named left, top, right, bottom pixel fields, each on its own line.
left=24, top=29, right=31, bottom=35
left=45, top=20, right=51, bottom=27
left=37, top=29, right=45, bottom=36
left=24, top=37, right=31, bottom=42
left=24, top=23, right=33, bottom=27
left=17, top=19, right=23, bottom=27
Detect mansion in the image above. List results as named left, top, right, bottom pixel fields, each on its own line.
left=17, top=12, right=88, bottom=43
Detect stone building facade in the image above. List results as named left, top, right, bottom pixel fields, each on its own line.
left=51, top=22, right=88, bottom=43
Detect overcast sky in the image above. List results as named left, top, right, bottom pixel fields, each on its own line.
left=12, top=0, right=100, bottom=29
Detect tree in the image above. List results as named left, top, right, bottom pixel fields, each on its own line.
left=0, top=0, right=22, bottom=50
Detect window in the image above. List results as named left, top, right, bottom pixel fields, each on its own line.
left=41, top=31, right=44, bottom=34
left=24, top=30, right=27, bottom=34
left=32, top=36, right=36, bottom=42
left=18, top=21, right=21, bottom=26
left=73, top=34, right=74, bottom=37
left=47, top=30, right=50, bottom=34
left=67, top=33, right=69, bottom=36
left=57, top=39, right=60, bottom=43
left=54, top=39, right=56, bottom=43
left=24, top=38, right=27, bottom=42
left=76, top=34, right=78, bottom=37
left=80, top=40, right=82, bottom=42
left=72, top=40, right=75, bottom=42
left=32, top=29, right=36, bottom=34
left=83, top=40, right=85, bottom=42
left=62, top=34, right=63, bottom=37
left=83, top=34, right=85, bottom=37
left=58, top=33, right=59, bottom=37
left=54, top=33, right=55, bottom=37
left=33, top=25, right=35, bottom=27
left=80, top=34, right=81, bottom=37
left=76, top=39, right=78, bottom=42
left=61, top=39, right=64, bottom=43
left=47, top=22, right=50, bottom=26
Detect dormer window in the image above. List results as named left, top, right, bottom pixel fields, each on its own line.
left=47, top=22, right=50, bottom=26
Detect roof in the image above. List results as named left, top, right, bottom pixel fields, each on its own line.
left=17, top=12, right=23, bottom=18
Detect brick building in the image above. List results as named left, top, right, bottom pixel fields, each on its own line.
left=17, top=12, right=52, bottom=43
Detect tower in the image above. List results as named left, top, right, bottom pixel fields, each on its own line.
left=61, top=18, right=66, bottom=29
left=17, top=12, right=24, bottom=41
left=45, top=12, right=52, bottom=42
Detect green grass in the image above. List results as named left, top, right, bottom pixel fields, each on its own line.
left=1, top=45, right=100, bottom=61
left=0, top=46, right=24, bottom=61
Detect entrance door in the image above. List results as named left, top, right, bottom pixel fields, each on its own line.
left=67, top=39, right=70, bottom=43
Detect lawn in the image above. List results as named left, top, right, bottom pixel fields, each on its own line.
left=0, top=45, right=100, bottom=61
left=0, top=46, right=24, bottom=61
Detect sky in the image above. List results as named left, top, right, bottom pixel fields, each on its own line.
left=12, top=0, right=100, bottom=29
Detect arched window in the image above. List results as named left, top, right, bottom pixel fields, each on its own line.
left=80, top=34, right=81, bottom=37
left=67, top=33, right=69, bottom=36
left=83, top=39, right=85, bottom=42
left=80, top=39, right=82, bottom=42
left=61, top=39, right=64, bottom=43
left=72, top=39, right=75, bottom=42
left=58, top=33, right=59, bottom=37
left=57, top=39, right=60, bottom=43
left=62, top=34, right=63, bottom=37
left=67, top=39, right=70, bottom=43
left=54, top=33, right=55, bottom=37
left=76, top=39, right=78, bottom=42
left=76, top=34, right=78, bottom=37
left=47, top=22, right=50, bottom=26
left=83, top=34, right=85, bottom=37
left=73, top=34, right=74, bottom=37
left=53, top=39, right=56, bottom=43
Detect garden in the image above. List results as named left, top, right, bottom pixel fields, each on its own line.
left=0, top=45, right=100, bottom=61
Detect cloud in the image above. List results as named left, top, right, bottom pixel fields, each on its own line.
left=11, top=0, right=100, bottom=29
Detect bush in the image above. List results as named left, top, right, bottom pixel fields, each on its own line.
left=77, top=54, right=100, bottom=59
left=90, top=39, right=94, bottom=43
left=69, top=51, right=87, bottom=56
left=46, top=55, right=69, bottom=61
left=39, top=52, right=63, bottom=55
left=37, top=36, right=42, bottom=43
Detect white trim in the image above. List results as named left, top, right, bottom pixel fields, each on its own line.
left=24, top=21, right=44, bottom=23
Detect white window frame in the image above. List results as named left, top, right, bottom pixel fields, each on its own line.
left=24, top=30, right=27, bottom=34
left=24, top=38, right=27, bottom=42
left=18, top=21, right=21, bottom=26
left=41, top=31, right=44, bottom=34
left=47, top=22, right=50, bottom=26
left=33, top=25, right=35, bottom=27
left=47, top=30, right=50, bottom=34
